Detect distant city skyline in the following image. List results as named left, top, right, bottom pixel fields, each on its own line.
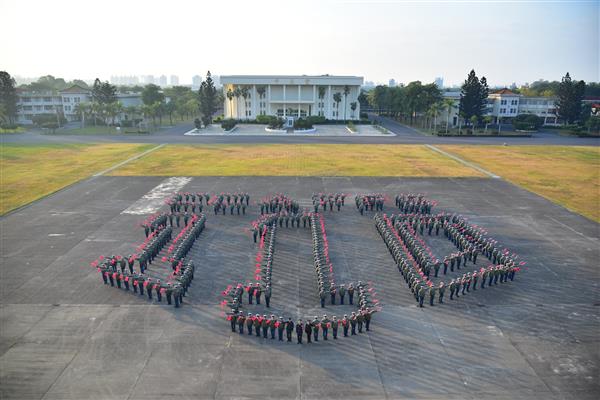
left=2, top=0, right=597, bottom=86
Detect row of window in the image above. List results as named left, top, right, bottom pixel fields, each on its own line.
left=20, top=96, right=82, bottom=103
left=500, top=99, right=519, bottom=106
left=499, top=108, right=517, bottom=114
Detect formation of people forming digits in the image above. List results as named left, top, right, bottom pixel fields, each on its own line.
left=88, top=190, right=523, bottom=345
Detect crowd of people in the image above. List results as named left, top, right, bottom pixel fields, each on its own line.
left=224, top=281, right=379, bottom=344
left=355, top=193, right=386, bottom=214
left=394, top=193, right=436, bottom=215
left=210, top=192, right=250, bottom=215
left=259, top=194, right=300, bottom=215
left=311, top=212, right=336, bottom=307
left=91, top=211, right=206, bottom=308
left=375, top=206, right=523, bottom=307
left=311, top=193, right=347, bottom=212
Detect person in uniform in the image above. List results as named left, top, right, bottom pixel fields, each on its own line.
left=342, top=314, right=349, bottom=337
left=338, top=284, right=346, bottom=304
left=357, top=311, right=365, bottom=333
left=286, top=318, right=294, bottom=342
left=348, top=284, right=355, bottom=305
left=438, top=282, right=446, bottom=304
left=261, top=314, right=269, bottom=338
left=277, top=317, right=285, bottom=341
left=350, top=312, right=358, bottom=335
left=312, top=316, right=320, bottom=342
left=269, top=315, right=277, bottom=339
left=230, top=311, right=238, bottom=332
left=296, top=320, right=304, bottom=344
left=304, top=320, right=312, bottom=343
left=321, top=315, right=330, bottom=340
left=254, top=314, right=261, bottom=337
left=237, top=312, right=246, bottom=334
left=246, top=314, right=254, bottom=336
left=363, top=308, right=372, bottom=331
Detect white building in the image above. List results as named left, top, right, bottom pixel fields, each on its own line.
left=221, top=75, right=363, bottom=121
left=441, top=88, right=559, bottom=126
left=170, top=75, right=179, bottom=86
left=16, top=85, right=143, bottom=125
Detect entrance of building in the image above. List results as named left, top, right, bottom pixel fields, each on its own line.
left=285, top=116, right=294, bottom=128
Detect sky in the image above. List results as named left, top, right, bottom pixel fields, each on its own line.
left=1, top=0, right=598, bottom=86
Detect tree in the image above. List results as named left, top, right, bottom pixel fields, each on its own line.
left=240, top=87, right=249, bottom=120
left=483, top=115, right=493, bottom=134
left=92, top=78, right=117, bottom=104
left=442, top=98, right=455, bottom=134
left=343, top=85, right=350, bottom=120
left=459, top=70, right=489, bottom=124
left=233, top=87, right=242, bottom=119
left=428, top=102, right=443, bottom=132
left=333, top=92, right=342, bottom=120
left=163, top=101, right=176, bottom=125
left=556, top=72, right=585, bottom=124
left=226, top=88, right=234, bottom=118
left=141, top=84, right=165, bottom=106
left=469, top=115, right=479, bottom=134
left=198, top=71, right=218, bottom=126
left=350, top=102, right=357, bottom=119
left=0, top=71, right=18, bottom=125
left=73, top=103, right=89, bottom=128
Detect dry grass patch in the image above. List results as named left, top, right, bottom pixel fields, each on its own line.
left=0, top=143, right=153, bottom=215
left=109, top=144, right=484, bottom=178
left=440, top=145, right=600, bottom=222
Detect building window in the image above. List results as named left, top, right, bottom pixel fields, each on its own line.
left=44, top=105, right=53, bottom=110
left=74, top=97, right=80, bottom=103
left=277, top=109, right=284, bottom=117
left=511, top=99, right=518, bottom=105
left=22, top=105, right=33, bottom=111
left=34, top=105, right=42, bottom=111
left=509, top=108, right=516, bottom=114
left=63, top=97, right=70, bottom=102
left=500, top=108, right=506, bottom=114
left=22, top=97, right=31, bottom=102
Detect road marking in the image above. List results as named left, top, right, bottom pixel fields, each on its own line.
left=92, top=144, right=165, bottom=177
left=425, top=144, right=501, bottom=179
left=48, top=233, right=66, bottom=237
left=121, top=176, right=192, bottom=215
left=549, top=216, right=599, bottom=243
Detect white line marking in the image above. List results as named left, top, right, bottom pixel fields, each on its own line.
left=92, top=144, right=165, bottom=177
left=425, top=144, right=501, bottom=179
left=121, top=177, right=192, bottom=215
left=549, top=217, right=599, bottom=243
left=48, top=233, right=66, bottom=237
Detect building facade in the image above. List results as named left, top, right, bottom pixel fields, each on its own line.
left=16, top=85, right=142, bottom=125
left=441, top=88, right=559, bottom=127
left=221, top=75, right=363, bottom=121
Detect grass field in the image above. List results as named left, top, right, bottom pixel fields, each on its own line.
left=0, top=143, right=153, bottom=215
left=440, top=145, right=600, bottom=222
left=109, top=144, right=484, bottom=177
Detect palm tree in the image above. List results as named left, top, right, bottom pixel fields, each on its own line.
left=350, top=102, right=357, bottom=119
left=343, top=85, right=350, bottom=121
left=233, top=87, right=242, bottom=119
left=483, top=115, right=493, bottom=134
left=124, top=105, right=138, bottom=124
left=73, top=103, right=89, bottom=128
left=256, top=86, right=266, bottom=115
left=318, top=87, right=326, bottom=116
left=241, top=87, right=249, bottom=120
left=333, top=92, right=342, bottom=120
left=428, top=102, right=443, bottom=133
left=442, top=98, right=455, bottom=134
left=226, top=88, right=234, bottom=119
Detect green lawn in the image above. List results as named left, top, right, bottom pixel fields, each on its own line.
left=0, top=143, right=153, bottom=215
left=110, top=144, right=484, bottom=177
left=440, top=145, right=600, bottom=222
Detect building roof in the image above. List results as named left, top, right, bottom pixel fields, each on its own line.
left=60, top=85, right=91, bottom=94
left=221, top=75, right=363, bottom=86
left=491, top=88, right=519, bottom=96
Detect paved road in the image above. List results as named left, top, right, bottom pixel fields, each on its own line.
left=1, top=176, right=598, bottom=399
left=2, top=118, right=598, bottom=145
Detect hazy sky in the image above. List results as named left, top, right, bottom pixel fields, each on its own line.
left=1, top=0, right=598, bottom=86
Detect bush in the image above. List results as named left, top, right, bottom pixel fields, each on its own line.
left=31, top=114, right=67, bottom=127
left=347, top=121, right=357, bottom=132
left=213, top=115, right=223, bottom=123
left=0, top=123, right=19, bottom=130
left=194, top=118, right=202, bottom=129
left=306, top=115, right=326, bottom=125
left=294, top=118, right=313, bottom=130
left=512, top=114, right=543, bottom=131
left=360, top=112, right=368, bottom=119
left=256, top=114, right=274, bottom=124
left=268, top=117, right=284, bottom=129
left=221, top=119, right=237, bottom=131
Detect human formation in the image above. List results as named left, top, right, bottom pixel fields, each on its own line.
left=224, top=281, right=378, bottom=344
left=91, top=209, right=206, bottom=307
left=210, top=192, right=250, bottom=215
left=311, top=192, right=347, bottom=212
left=355, top=193, right=386, bottom=214
left=375, top=195, right=523, bottom=307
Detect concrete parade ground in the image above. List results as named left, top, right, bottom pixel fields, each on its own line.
left=1, top=175, right=598, bottom=400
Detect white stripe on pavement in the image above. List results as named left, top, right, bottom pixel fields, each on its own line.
left=121, top=177, right=192, bottom=215
left=425, top=145, right=501, bottom=179
left=93, top=144, right=166, bottom=177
